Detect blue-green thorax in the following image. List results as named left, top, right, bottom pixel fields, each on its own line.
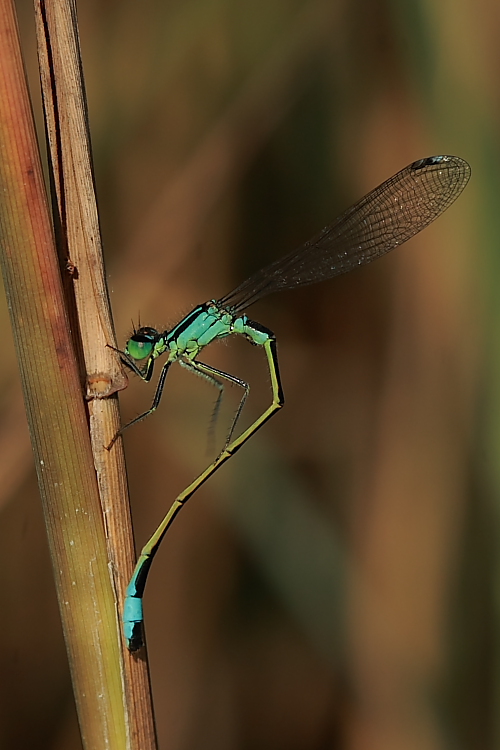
left=150, top=301, right=270, bottom=363
left=166, top=302, right=234, bottom=358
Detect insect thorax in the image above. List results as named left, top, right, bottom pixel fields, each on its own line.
left=164, top=301, right=237, bottom=358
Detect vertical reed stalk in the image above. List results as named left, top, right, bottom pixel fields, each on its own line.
left=0, top=0, right=157, bottom=746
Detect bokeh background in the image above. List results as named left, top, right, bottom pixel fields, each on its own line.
left=1, top=0, right=498, bottom=748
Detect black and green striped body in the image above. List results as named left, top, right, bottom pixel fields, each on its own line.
left=147, top=301, right=272, bottom=363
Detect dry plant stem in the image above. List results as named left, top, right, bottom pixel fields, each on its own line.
left=37, top=0, right=125, bottom=401
left=0, top=1, right=134, bottom=749
left=34, top=0, right=157, bottom=747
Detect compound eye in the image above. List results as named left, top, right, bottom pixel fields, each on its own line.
left=126, top=336, right=154, bottom=360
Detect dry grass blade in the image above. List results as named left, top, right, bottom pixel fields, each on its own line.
left=33, top=0, right=157, bottom=747
left=0, top=0, right=138, bottom=749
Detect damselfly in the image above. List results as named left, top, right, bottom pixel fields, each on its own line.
left=111, top=155, right=470, bottom=651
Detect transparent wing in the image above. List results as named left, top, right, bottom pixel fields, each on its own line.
left=218, top=155, right=470, bottom=314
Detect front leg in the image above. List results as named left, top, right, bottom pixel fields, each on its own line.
left=106, top=359, right=173, bottom=450
left=107, top=343, right=155, bottom=381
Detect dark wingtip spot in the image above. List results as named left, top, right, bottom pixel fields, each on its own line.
left=411, top=155, right=450, bottom=170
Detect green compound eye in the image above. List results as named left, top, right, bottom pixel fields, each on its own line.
left=126, top=337, right=154, bottom=360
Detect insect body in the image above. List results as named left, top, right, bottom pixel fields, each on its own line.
left=114, top=155, right=471, bottom=650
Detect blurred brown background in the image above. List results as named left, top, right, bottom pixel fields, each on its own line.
left=0, top=0, right=496, bottom=748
